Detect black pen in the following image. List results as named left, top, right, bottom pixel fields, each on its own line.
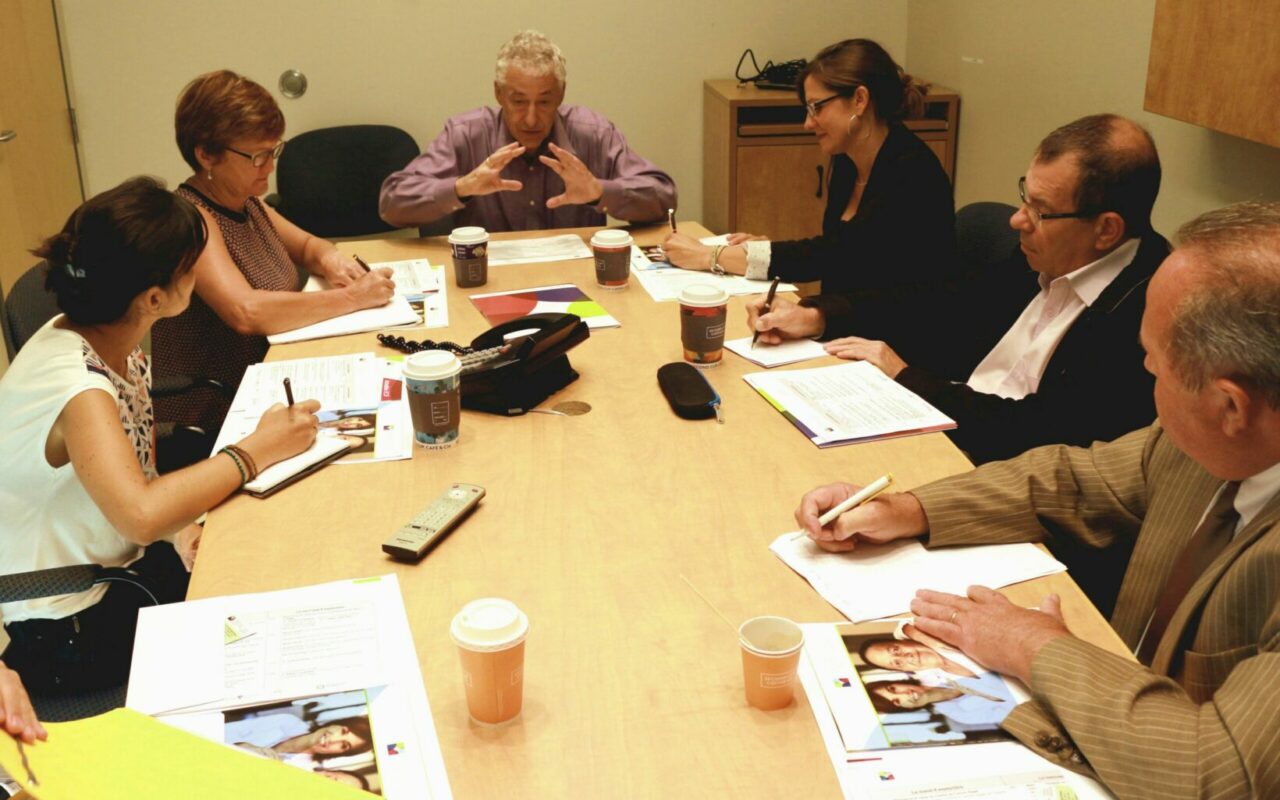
left=283, top=377, right=295, bottom=407
left=668, top=208, right=677, bottom=234
left=751, top=277, right=782, bottom=350
left=354, top=254, right=371, bottom=273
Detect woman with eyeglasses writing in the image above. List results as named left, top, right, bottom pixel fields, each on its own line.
left=663, top=39, right=955, bottom=294
left=0, top=177, right=321, bottom=698
left=152, top=70, right=395, bottom=437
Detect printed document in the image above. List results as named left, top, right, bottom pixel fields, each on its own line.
left=798, top=622, right=1112, bottom=798
left=267, top=292, right=420, bottom=344
left=127, top=575, right=452, bottom=800
left=744, top=360, right=956, bottom=447
left=632, top=268, right=796, bottom=303
left=487, top=233, right=592, bottom=266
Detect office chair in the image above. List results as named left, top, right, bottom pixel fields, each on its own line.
left=2, top=261, right=230, bottom=472
left=268, top=124, right=420, bottom=238
left=0, top=563, right=159, bottom=722
left=954, top=202, right=1019, bottom=274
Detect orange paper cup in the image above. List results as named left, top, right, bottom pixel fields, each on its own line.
left=451, top=598, right=529, bottom=725
left=738, top=616, right=804, bottom=710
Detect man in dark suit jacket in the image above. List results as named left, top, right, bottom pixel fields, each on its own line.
left=794, top=202, right=1280, bottom=799
left=750, top=114, right=1166, bottom=465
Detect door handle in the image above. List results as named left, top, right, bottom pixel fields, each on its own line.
left=0, top=130, right=16, bottom=143
left=815, top=164, right=824, bottom=198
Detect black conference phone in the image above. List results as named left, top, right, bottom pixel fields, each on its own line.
left=381, top=313, right=589, bottom=416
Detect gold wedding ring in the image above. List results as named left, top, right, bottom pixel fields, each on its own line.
left=950, top=610, right=959, bottom=624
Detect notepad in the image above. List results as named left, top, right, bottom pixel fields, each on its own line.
left=725, top=336, right=828, bottom=367
left=744, top=360, right=956, bottom=447
left=240, top=435, right=352, bottom=497
left=266, top=293, right=420, bottom=345
left=486, top=233, right=592, bottom=266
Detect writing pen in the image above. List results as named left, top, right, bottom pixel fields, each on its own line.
left=283, top=377, right=295, bottom=407
left=668, top=208, right=677, bottom=233
left=354, top=254, right=371, bottom=273
left=818, top=473, right=894, bottom=527
left=751, top=276, right=782, bottom=350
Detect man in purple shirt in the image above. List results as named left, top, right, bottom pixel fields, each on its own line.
left=379, top=30, right=677, bottom=233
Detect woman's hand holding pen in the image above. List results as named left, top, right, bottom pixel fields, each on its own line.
left=661, top=232, right=713, bottom=269
left=343, top=267, right=396, bottom=310
left=746, top=297, right=825, bottom=345
left=317, top=250, right=365, bottom=287
left=239, top=400, right=321, bottom=470
left=794, top=483, right=928, bottom=552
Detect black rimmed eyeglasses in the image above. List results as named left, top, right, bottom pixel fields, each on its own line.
left=227, top=141, right=287, bottom=168
left=804, top=93, right=844, bottom=118
left=1018, top=176, right=1099, bottom=227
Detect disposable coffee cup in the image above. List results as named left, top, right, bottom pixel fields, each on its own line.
left=590, top=229, right=632, bottom=289
left=403, top=351, right=461, bottom=449
left=448, top=226, right=489, bottom=288
left=678, top=283, right=730, bottom=368
left=738, top=616, right=804, bottom=710
left=451, top=598, right=529, bottom=725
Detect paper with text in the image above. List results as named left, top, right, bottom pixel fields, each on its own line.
left=744, top=360, right=956, bottom=447
left=487, top=233, right=592, bottom=266
left=632, top=268, right=796, bottom=303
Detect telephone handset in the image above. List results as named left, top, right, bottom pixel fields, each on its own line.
left=460, top=312, right=590, bottom=415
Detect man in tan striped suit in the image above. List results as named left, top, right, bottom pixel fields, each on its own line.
left=796, top=202, right=1280, bottom=798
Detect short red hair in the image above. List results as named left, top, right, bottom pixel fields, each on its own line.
left=175, top=70, right=285, bottom=172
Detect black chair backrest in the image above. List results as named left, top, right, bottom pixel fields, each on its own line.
left=274, top=124, right=419, bottom=238
left=3, top=261, right=59, bottom=360
left=955, top=202, right=1020, bottom=274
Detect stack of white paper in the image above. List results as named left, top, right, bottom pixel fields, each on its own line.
left=128, top=576, right=452, bottom=800
left=632, top=269, right=796, bottom=303
left=487, top=233, right=592, bottom=266
left=771, top=534, right=1066, bottom=622
left=744, top=360, right=956, bottom=447
left=267, top=293, right=420, bottom=344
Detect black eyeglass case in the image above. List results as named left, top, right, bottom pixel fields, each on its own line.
left=657, top=362, right=721, bottom=420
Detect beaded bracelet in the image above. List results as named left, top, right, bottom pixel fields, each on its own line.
left=224, top=444, right=259, bottom=481
left=219, top=447, right=248, bottom=485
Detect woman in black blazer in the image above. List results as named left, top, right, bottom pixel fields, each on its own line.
left=664, top=39, right=956, bottom=293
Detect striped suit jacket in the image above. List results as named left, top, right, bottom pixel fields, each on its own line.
left=912, top=424, right=1280, bottom=799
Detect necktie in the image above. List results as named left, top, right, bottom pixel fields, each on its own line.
left=1137, top=482, right=1241, bottom=666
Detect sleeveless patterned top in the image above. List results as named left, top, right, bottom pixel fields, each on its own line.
left=152, top=184, right=302, bottom=434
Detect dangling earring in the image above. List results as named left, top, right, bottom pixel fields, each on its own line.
left=207, top=169, right=214, bottom=182
left=846, top=113, right=859, bottom=137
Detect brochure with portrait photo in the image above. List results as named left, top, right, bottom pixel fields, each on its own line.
left=803, top=620, right=1029, bottom=753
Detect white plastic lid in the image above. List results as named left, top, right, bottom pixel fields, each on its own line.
left=450, top=598, right=529, bottom=651
left=448, top=226, right=489, bottom=244
left=403, top=350, right=461, bottom=380
left=590, top=229, right=633, bottom=248
left=678, top=283, right=729, bottom=307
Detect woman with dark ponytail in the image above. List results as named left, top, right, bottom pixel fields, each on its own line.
left=0, top=177, right=321, bottom=698
left=664, top=39, right=956, bottom=293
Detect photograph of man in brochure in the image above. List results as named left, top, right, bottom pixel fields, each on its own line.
left=224, top=689, right=384, bottom=795
left=842, top=622, right=1016, bottom=748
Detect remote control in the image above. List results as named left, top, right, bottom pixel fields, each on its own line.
left=382, top=483, right=486, bottom=561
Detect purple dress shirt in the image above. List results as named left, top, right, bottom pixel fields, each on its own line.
left=379, top=105, right=676, bottom=232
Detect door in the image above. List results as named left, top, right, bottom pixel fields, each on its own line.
left=0, top=0, right=83, bottom=300
left=735, top=142, right=828, bottom=242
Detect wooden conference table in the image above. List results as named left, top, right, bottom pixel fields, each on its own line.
left=188, top=222, right=1129, bottom=798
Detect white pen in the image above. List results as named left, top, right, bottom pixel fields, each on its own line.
left=817, top=473, right=894, bottom=527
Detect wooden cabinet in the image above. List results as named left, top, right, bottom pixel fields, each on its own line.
left=702, top=79, right=959, bottom=238
left=1145, top=0, right=1280, bottom=148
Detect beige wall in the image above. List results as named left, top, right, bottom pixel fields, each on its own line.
left=56, top=0, right=908, bottom=225
left=905, top=0, right=1280, bottom=237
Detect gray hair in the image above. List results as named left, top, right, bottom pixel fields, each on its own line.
left=494, top=30, right=566, bottom=89
left=1170, top=201, right=1280, bottom=409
